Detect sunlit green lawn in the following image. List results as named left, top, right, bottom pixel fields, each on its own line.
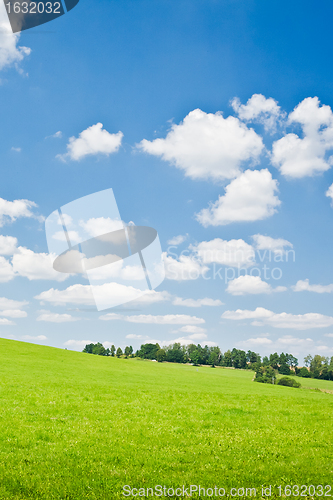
left=0, top=338, right=332, bottom=499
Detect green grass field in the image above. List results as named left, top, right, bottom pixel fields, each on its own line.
left=0, top=338, right=332, bottom=499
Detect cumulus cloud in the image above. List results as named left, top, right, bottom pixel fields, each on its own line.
left=252, top=234, right=293, bottom=255
left=292, top=279, right=333, bottom=293
left=163, top=252, right=208, bottom=281
left=138, top=108, right=263, bottom=182
left=12, top=247, right=69, bottom=281
left=236, top=335, right=315, bottom=354
left=64, top=339, right=94, bottom=348
left=231, top=94, right=284, bottom=132
left=226, top=275, right=287, bottom=295
left=0, top=318, right=15, bottom=325
left=176, top=325, right=207, bottom=334
left=0, top=235, right=17, bottom=255
left=36, top=311, right=81, bottom=323
left=222, top=307, right=333, bottom=330
left=191, top=238, right=255, bottom=267
left=0, top=256, right=15, bottom=282
left=0, top=198, right=38, bottom=227
left=271, top=97, right=333, bottom=178
left=167, top=234, right=188, bottom=245
left=99, top=313, right=205, bottom=325
left=57, top=123, right=123, bottom=161
left=35, top=283, right=169, bottom=307
left=172, top=297, right=223, bottom=307
left=79, top=217, right=124, bottom=237
left=0, top=3, right=31, bottom=71
left=0, top=297, right=27, bottom=320
left=0, top=296, right=28, bottom=310
left=126, top=334, right=149, bottom=340
left=0, top=309, right=26, bottom=318
left=326, top=183, right=333, bottom=205
left=196, top=169, right=281, bottom=226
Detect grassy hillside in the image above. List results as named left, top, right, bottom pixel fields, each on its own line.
left=0, top=338, right=332, bottom=499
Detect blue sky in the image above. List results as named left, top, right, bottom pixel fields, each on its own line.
left=1, top=0, right=333, bottom=361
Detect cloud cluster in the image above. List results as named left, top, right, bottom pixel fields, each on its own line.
left=58, top=123, right=123, bottom=161
left=196, top=169, right=280, bottom=226
left=292, top=279, right=333, bottom=294
left=138, top=108, right=263, bottom=181
left=272, top=97, right=333, bottom=178
left=226, top=275, right=286, bottom=295
left=0, top=3, right=31, bottom=71
left=222, top=307, right=333, bottom=330
left=0, top=197, right=38, bottom=227
left=231, top=94, right=284, bottom=132
left=99, top=313, right=205, bottom=325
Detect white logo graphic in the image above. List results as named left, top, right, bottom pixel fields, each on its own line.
left=45, top=189, right=165, bottom=310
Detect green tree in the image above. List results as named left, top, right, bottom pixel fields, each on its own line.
left=298, top=367, right=311, bottom=378
left=116, top=347, right=123, bottom=358
left=124, top=346, right=131, bottom=358
left=269, top=352, right=280, bottom=369
left=208, top=350, right=218, bottom=367
left=111, top=345, right=115, bottom=357
left=156, top=348, right=166, bottom=363
left=304, top=354, right=313, bottom=367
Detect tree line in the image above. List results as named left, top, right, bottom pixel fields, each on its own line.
left=82, top=342, right=333, bottom=381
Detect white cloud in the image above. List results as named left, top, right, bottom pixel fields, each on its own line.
left=271, top=97, right=333, bottom=178
left=58, top=123, right=123, bottom=161
left=222, top=307, right=333, bottom=330
left=21, top=335, right=47, bottom=341
left=292, top=279, right=333, bottom=293
left=0, top=235, right=17, bottom=255
left=12, top=247, right=69, bottom=281
left=79, top=217, right=124, bottom=237
left=36, top=312, right=81, bottom=323
left=163, top=335, right=216, bottom=347
left=0, top=309, right=26, bottom=318
left=138, top=108, right=263, bottom=182
left=324, top=333, right=333, bottom=338
left=126, top=334, right=149, bottom=340
left=11, top=147, right=21, bottom=152
left=226, top=275, right=287, bottom=295
left=252, top=234, right=293, bottom=255
left=0, top=3, right=31, bottom=71
left=35, top=283, right=169, bottom=307
left=191, top=238, right=255, bottom=267
left=46, top=131, right=62, bottom=139
left=0, top=197, right=37, bottom=227
left=64, top=339, right=94, bottom=348
left=132, top=290, right=171, bottom=305
left=231, top=94, right=284, bottom=132
left=0, top=256, right=15, bottom=282
left=196, top=169, right=281, bottom=226
left=167, top=234, right=188, bottom=245
left=176, top=325, right=207, bottom=334
left=0, top=318, right=15, bottom=325
left=326, top=183, right=333, bottom=205
left=238, top=337, right=273, bottom=346
left=100, top=313, right=205, bottom=325
left=172, top=297, right=223, bottom=307
left=163, top=252, right=209, bottom=281
left=0, top=297, right=28, bottom=310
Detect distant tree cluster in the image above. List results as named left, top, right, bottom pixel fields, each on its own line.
left=300, top=355, right=333, bottom=380
left=83, top=341, right=333, bottom=382
left=83, top=343, right=133, bottom=358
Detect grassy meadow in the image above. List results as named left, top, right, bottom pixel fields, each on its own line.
left=0, top=338, right=332, bottom=499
